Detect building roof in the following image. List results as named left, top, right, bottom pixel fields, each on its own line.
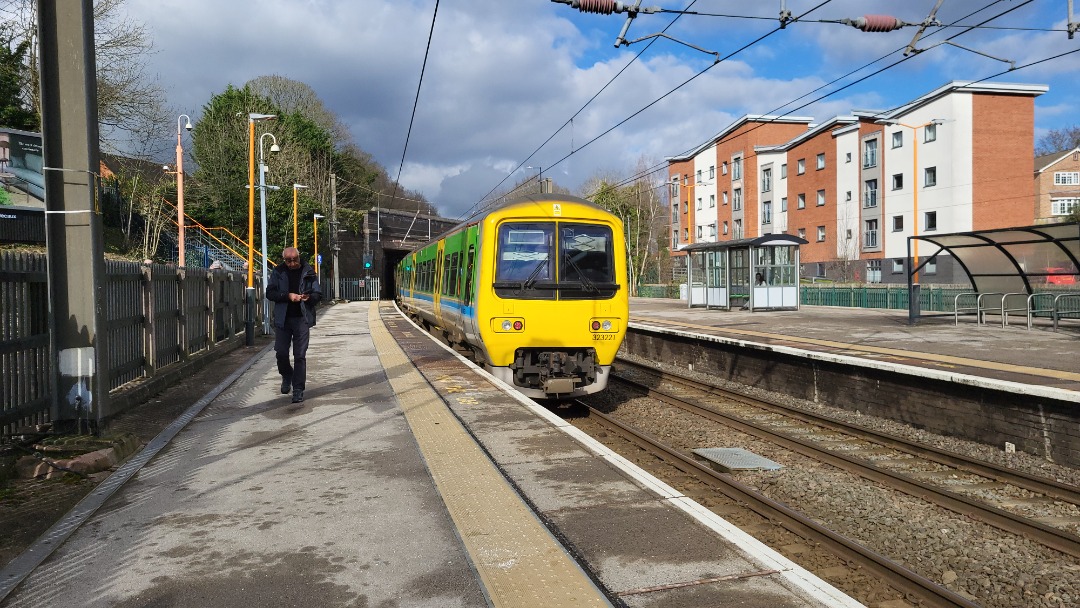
left=1035, top=147, right=1080, bottom=174
left=754, top=116, right=857, bottom=153
left=666, top=115, right=814, bottom=162
left=852, top=80, right=1048, bottom=123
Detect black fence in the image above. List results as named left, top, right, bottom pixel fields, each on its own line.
left=1, top=252, right=257, bottom=438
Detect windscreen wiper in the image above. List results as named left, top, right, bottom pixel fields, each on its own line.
left=562, top=253, right=598, bottom=293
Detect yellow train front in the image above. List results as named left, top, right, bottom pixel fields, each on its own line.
left=396, top=194, right=629, bottom=399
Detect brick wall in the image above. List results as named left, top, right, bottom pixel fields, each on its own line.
left=972, top=94, right=1037, bottom=230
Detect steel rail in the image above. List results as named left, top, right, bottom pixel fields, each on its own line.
left=610, top=368, right=1080, bottom=560
left=580, top=404, right=980, bottom=608
left=617, top=357, right=1080, bottom=506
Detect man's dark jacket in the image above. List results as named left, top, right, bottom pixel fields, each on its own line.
left=266, top=259, right=322, bottom=328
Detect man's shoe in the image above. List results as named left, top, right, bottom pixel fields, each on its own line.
left=280, top=377, right=291, bottom=395
left=292, top=389, right=304, bottom=403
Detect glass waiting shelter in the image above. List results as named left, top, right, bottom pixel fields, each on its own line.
left=683, top=234, right=807, bottom=311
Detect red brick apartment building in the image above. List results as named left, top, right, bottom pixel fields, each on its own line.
left=667, top=81, right=1048, bottom=284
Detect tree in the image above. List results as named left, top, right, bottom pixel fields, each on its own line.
left=2, top=0, right=170, bottom=156
left=581, top=161, right=668, bottom=296
left=0, top=21, right=37, bottom=130
left=1036, top=125, right=1080, bottom=156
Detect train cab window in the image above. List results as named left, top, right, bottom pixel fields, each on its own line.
left=494, top=221, right=618, bottom=300
left=495, top=223, right=555, bottom=299
left=559, top=223, right=617, bottom=300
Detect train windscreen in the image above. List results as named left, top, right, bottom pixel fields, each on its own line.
left=494, top=222, right=618, bottom=300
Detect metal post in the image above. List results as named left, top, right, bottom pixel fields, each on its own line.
left=331, top=172, right=340, bottom=299
left=39, top=0, right=109, bottom=431
left=259, top=160, right=270, bottom=334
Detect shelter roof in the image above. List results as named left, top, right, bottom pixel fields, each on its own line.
left=683, top=233, right=808, bottom=252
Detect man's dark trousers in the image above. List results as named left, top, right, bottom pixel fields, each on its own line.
left=276, top=316, right=310, bottom=390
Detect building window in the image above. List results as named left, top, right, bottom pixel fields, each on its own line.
left=722, top=161, right=728, bottom=175
left=797, top=193, right=805, bottom=209
left=816, top=189, right=826, bottom=206
left=864, top=179, right=878, bottom=208
left=732, top=157, right=743, bottom=180
left=817, top=226, right=826, bottom=242
left=863, top=139, right=878, bottom=168
left=867, top=259, right=882, bottom=283
left=697, top=197, right=702, bottom=210
left=924, top=123, right=937, bottom=143
left=682, top=175, right=688, bottom=186
left=781, top=197, right=788, bottom=212
left=762, top=167, right=772, bottom=192
left=845, top=152, right=852, bottom=163
left=671, top=204, right=677, bottom=220
left=892, top=173, right=904, bottom=190
left=845, top=191, right=852, bottom=202
left=696, top=225, right=702, bottom=239
left=892, top=131, right=903, bottom=148
left=672, top=229, right=678, bottom=247
left=816, top=153, right=825, bottom=170
left=925, top=166, right=937, bottom=187
left=722, top=191, right=728, bottom=205
left=709, top=194, right=715, bottom=208
left=797, top=228, right=806, bottom=239
left=670, top=178, right=679, bottom=200
left=864, top=219, right=878, bottom=247
left=709, top=165, right=715, bottom=179
left=797, top=159, right=805, bottom=175
left=893, top=215, right=904, bottom=231
left=733, top=188, right=742, bottom=211
left=709, top=223, right=717, bottom=238
left=734, top=219, right=743, bottom=239
left=682, top=201, right=688, bottom=214
left=781, top=163, right=787, bottom=178
left=762, top=201, right=772, bottom=224
left=1052, top=198, right=1080, bottom=215
left=1054, top=172, right=1080, bottom=186
left=925, top=258, right=937, bottom=274
left=924, top=211, right=938, bottom=231
left=696, top=169, right=702, bottom=183
left=892, top=259, right=904, bottom=274
left=846, top=229, right=852, bottom=240
left=683, top=228, right=689, bottom=240
left=723, top=221, right=729, bottom=235
left=816, top=263, right=826, bottom=278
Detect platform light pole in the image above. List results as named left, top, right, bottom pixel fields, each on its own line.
left=246, top=112, right=276, bottom=345
left=292, top=184, right=308, bottom=249
left=313, top=213, right=325, bottom=274
left=175, top=114, right=192, bottom=266
left=259, top=132, right=280, bottom=334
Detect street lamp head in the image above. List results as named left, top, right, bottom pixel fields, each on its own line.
left=162, top=164, right=171, bottom=171
left=249, top=112, right=277, bottom=121
left=178, top=114, right=193, bottom=132
left=270, top=143, right=281, bottom=153
left=294, top=183, right=308, bottom=191
left=314, top=213, right=325, bottom=219
left=874, top=118, right=899, bottom=125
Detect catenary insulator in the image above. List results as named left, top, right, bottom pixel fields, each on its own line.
left=574, top=0, right=620, bottom=14
left=843, top=15, right=905, bottom=32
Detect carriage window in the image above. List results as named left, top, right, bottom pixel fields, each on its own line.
left=559, top=223, right=617, bottom=300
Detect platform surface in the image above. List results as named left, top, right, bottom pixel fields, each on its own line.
left=630, top=297, right=1080, bottom=394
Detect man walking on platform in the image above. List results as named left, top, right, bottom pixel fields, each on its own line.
left=266, top=246, right=322, bottom=403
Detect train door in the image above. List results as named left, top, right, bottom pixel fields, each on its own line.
left=433, top=241, right=445, bottom=326
left=460, top=224, right=479, bottom=344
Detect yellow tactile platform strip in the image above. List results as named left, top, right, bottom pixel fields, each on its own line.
left=369, top=303, right=610, bottom=608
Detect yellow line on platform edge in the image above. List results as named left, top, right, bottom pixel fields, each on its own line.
left=369, top=303, right=610, bottom=608
left=631, top=316, right=1080, bottom=383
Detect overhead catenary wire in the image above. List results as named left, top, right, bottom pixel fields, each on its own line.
left=575, top=0, right=1041, bottom=199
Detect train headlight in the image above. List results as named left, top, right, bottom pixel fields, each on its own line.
left=590, top=318, right=619, bottom=333
left=493, top=318, right=525, bottom=333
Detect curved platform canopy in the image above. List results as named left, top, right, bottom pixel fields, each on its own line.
left=682, top=233, right=809, bottom=252
left=912, top=222, right=1079, bottom=293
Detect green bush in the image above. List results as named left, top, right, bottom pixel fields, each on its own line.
left=0, top=187, right=11, bottom=206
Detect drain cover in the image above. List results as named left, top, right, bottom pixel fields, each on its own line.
left=692, top=447, right=783, bottom=472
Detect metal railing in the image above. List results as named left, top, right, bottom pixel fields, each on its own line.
left=1, top=252, right=258, bottom=438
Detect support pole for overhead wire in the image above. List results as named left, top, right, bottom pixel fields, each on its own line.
left=1069, top=0, right=1078, bottom=39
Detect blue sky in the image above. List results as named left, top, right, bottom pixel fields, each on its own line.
left=126, top=0, right=1080, bottom=218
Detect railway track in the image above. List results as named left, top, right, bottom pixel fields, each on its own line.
left=575, top=402, right=980, bottom=608
left=611, top=358, right=1080, bottom=560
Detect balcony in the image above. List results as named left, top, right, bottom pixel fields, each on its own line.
left=863, top=230, right=879, bottom=248
left=864, top=189, right=878, bottom=208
